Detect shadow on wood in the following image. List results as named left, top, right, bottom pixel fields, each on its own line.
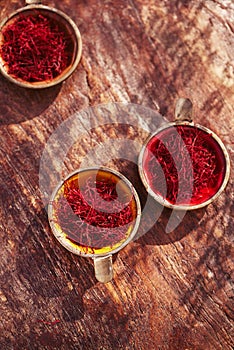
left=11, top=209, right=97, bottom=322
left=0, top=75, right=61, bottom=125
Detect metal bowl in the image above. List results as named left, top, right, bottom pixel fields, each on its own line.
left=0, top=4, right=82, bottom=88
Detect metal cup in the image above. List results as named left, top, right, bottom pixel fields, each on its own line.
left=138, top=98, right=230, bottom=210
left=48, top=167, right=141, bottom=283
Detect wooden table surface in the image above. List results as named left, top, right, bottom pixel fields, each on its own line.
left=0, top=0, right=233, bottom=349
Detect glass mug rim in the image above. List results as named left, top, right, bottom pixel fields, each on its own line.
left=138, top=120, right=230, bottom=211
left=48, top=166, right=142, bottom=258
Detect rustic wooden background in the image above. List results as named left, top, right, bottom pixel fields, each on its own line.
left=0, top=0, right=233, bottom=349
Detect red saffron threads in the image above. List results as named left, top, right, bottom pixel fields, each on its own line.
left=52, top=171, right=137, bottom=252
left=1, top=13, right=73, bottom=82
left=142, top=125, right=226, bottom=205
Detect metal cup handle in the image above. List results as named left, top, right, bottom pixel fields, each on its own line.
left=93, top=255, right=113, bottom=283
left=25, top=0, right=42, bottom=4
left=175, top=98, right=193, bottom=122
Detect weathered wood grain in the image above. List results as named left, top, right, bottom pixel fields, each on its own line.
left=0, top=0, right=233, bottom=349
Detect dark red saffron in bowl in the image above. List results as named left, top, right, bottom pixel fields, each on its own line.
left=141, top=125, right=227, bottom=206
left=49, top=169, right=138, bottom=255
left=0, top=13, right=73, bottom=82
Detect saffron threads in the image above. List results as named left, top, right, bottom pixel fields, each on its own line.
left=142, top=125, right=226, bottom=206
left=51, top=170, right=137, bottom=254
left=0, top=13, right=73, bottom=82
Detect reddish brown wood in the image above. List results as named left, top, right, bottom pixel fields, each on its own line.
left=0, top=0, right=233, bottom=349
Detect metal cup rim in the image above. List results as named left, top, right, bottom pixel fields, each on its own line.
left=138, top=121, right=230, bottom=210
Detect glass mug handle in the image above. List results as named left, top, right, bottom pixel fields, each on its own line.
left=175, top=98, right=193, bottom=122
left=93, top=255, right=113, bottom=283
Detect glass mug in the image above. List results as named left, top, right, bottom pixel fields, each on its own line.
left=138, top=98, right=230, bottom=210
left=0, top=0, right=82, bottom=88
left=48, top=167, right=141, bottom=283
